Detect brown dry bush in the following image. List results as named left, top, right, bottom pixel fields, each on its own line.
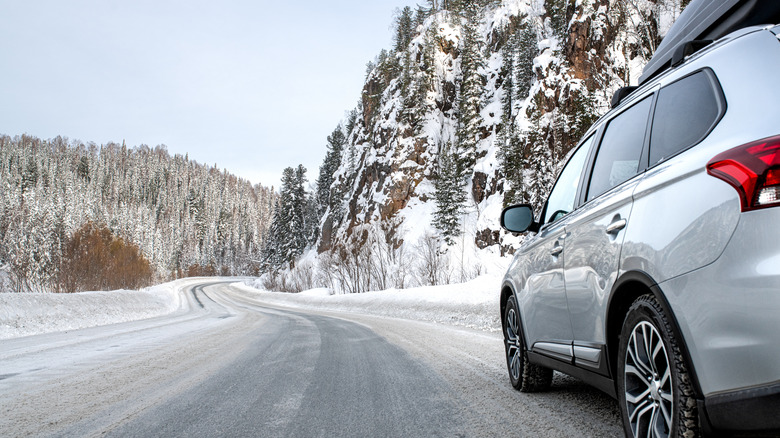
left=186, top=264, right=217, bottom=277
left=60, top=222, right=153, bottom=292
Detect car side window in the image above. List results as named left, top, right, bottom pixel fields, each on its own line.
left=587, top=96, right=653, bottom=202
left=649, top=69, right=725, bottom=165
left=543, top=135, right=593, bottom=225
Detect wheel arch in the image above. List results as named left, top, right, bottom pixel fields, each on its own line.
left=500, top=281, right=515, bottom=329
left=605, top=270, right=704, bottom=399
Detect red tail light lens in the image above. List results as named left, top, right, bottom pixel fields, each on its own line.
left=707, top=136, right=780, bottom=211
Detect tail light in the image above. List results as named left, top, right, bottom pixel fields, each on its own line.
left=707, top=135, right=780, bottom=211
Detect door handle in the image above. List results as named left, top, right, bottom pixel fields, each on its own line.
left=551, top=245, right=563, bottom=256
left=606, top=219, right=627, bottom=234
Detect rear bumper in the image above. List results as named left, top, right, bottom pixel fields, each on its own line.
left=701, top=381, right=780, bottom=434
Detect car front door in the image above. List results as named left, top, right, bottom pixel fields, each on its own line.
left=517, top=136, right=592, bottom=362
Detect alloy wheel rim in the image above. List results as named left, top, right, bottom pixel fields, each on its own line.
left=624, top=321, right=674, bottom=438
left=505, top=307, right=522, bottom=381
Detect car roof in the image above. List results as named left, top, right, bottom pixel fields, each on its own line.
left=639, top=0, right=780, bottom=85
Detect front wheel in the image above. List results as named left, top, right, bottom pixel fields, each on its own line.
left=617, top=294, right=699, bottom=438
left=503, top=295, right=552, bottom=392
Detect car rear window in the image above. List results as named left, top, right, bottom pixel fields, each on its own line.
left=587, top=96, right=653, bottom=202
left=649, top=69, right=725, bottom=165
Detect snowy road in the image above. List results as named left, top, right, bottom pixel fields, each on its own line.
left=0, top=280, right=622, bottom=437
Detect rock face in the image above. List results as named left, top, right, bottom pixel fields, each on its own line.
left=319, top=0, right=683, bottom=254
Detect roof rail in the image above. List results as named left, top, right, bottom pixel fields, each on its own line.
left=611, top=86, right=638, bottom=109
left=671, top=40, right=713, bottom=67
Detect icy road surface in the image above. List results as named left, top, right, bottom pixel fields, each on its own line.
left=0, top=280, right=621, bottom=437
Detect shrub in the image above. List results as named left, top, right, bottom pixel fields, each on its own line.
left=60, top=222, right=153, bottom=292
left=185, top=264, right=218, bottom=277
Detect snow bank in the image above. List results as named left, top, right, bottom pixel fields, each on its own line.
left=0, top=273, right=508, bottom=341
left=234, top=273, right=504, bottom=332
left=0, top=281, right=184, bottom=340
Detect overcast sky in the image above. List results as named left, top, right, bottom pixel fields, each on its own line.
left=0, top=0, right=421, bottom=188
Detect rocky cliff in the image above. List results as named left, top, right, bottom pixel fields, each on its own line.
left=318, top=0, right=684, bottom=260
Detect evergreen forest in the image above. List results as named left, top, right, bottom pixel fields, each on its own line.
left=0, top=135, right=275, bottom=292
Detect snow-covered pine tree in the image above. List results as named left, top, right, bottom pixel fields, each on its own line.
left=515, top=23, right=537, bottom=101
left=261, top=197, right=285, bottom=272
left=402, top=24, right=435, bottom=134
left=433, top=144, right=466, bottom=245
left=316, top=124, right=346, bottom=216
left=499, top=20, right=538, bottom=206
left=455, top=1, right=485, bottom=179
left=261, top=165, right=310, bottom=271
left=545, top=0, right=572, bottom=38
left=304, top=191, right=319, bottom=246
left=522, top=114, right=556, bottom=212
left=393, top=6, right=415, bottom=54
left=292, top=165, right=308, bottom=257
left=414, top=5, right=430, bottom=29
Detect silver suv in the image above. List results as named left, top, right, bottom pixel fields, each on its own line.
left=499, top=2, right=780, bottom=436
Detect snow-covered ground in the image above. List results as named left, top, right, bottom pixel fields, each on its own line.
left=0, top=280, right=189, bottom=340
left=0, top=273, right=506, bottom=340
left=234, top=273, right=503, bottom=332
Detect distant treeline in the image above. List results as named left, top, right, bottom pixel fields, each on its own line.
left=0, top=134, right=275, bottom=292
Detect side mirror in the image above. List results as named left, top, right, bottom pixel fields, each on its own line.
left=500, top=204, right=539, bottom=233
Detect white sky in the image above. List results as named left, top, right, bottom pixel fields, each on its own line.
left=0, top=0, right=422, bottom=189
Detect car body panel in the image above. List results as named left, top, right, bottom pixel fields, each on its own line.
left=621, top=163, right=740, bottom=282
left=660, top=207, right=780, bottom=396
left=510, top=222, right=573, bottom=352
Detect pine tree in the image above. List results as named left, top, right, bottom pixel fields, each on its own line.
left=77, top=156, right=90, bottom=182
left=515, top=23, right=537, bottom=101
left=414, top=5, right=430, bottom=30
left=402, top=24, right=435, bottom=133
left=316, top=125, right=346, bottom=216
left=455, top=2, right=486, bottom=177
left=499, top=122, right=527, bottom=206
left=261, top=165, right=309, bottom=272
left=499, top=21, right=537, bottom=206
left=433, top=144, right=467, bottom=245
left=545, top=0, right=571, bottom=37
left=393, top=6, right=415, bottom=54
left=260, top=198, right=279, bottom=272
left=304, top=191, right=319, bottom=246
left=292, top=165, right=308, bottom=257
left=345, top=108, right=359, bottom=137
left=522, top=115, right=557, bottom=212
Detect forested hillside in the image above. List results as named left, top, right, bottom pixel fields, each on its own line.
left=0, top=135, right=275, bottom=292
left=260, top=0, right=687, bottom=292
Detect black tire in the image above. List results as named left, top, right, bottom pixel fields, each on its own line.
left=617, top=294, right=699, bottom=438
left=503, top=295, right=552, bottom=392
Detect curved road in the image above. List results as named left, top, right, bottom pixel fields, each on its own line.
left=0, top=281, right=621, bottom=437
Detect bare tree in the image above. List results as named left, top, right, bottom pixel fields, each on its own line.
left=414, top=231, right=450, bottom=286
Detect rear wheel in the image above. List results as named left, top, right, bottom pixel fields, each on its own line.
left=617, top=294, right=699, bottom=437
left=503, top=295, right=552, bottom=392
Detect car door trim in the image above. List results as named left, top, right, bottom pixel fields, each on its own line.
left=532, top=341, right=573, bottom=362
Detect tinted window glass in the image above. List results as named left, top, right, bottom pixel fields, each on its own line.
left=544, top=135, right=593, bottom=224
left=587, top=96, right=652, bottom=202
left=650, top=70, right=723, bottom=165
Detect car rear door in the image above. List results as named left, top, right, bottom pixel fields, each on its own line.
left=562, top=94, right=655, bottom=374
